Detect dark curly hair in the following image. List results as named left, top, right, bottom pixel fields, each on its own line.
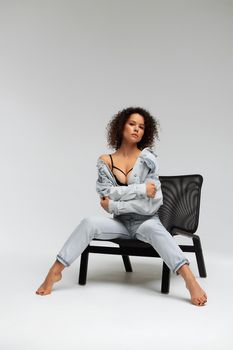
left=106, top=106, right=160, bottom=150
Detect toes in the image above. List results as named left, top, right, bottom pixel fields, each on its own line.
left=198, top=298, right=207, bottom=306
left=36, top=290, right=44, bottom=295
left=36, top=289, right=50, bottom=296
left=192, top=298, right=200, bottom=306
left=200, top=297, right=206, bottom=304
left=192, top=297, right=206, bottom=306
left=201, top=294, right=207, bottom=304
left=36, top=286, right=46, bottom=295
left=197, top=298, right=205, bottom=306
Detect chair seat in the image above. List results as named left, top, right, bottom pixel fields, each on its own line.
left=92, top=238, right=152, bottom=248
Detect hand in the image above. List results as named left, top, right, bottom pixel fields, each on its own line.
left=146, top=182, right=156, bottom=198
left=100, top=196, right=110, bottom=212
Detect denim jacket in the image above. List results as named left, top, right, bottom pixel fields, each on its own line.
left=96, top=147, right=163, bottom=216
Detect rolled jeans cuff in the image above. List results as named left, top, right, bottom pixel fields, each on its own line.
left=57, top=254, right=70, bottom=267
left=174, top=258, right=190, bottom=275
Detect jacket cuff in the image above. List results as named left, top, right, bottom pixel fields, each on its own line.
left=108, top=200, right=118, bottom=214
left=136, top=183, right=146, bottom=197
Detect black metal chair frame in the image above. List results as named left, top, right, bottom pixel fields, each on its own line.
left=78, top=175, right=207, bottom=293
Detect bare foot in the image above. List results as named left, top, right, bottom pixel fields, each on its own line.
left=185, top=278, right=207, bottom=306
left=177, top=264, right=207, bottom=306
left=36, top=269, right=62, bottom=296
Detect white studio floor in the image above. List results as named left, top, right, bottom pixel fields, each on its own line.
left=1, top=247, right=232, bottom=350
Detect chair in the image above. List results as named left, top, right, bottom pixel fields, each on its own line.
left=78, top=175, right=207, bottom=293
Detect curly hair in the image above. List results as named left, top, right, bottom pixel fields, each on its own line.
left=106, top=106, right=160, bottom=150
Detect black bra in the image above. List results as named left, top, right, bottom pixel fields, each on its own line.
left=109, top=154, right=132, bottom=186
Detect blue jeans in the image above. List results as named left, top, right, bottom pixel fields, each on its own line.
left=57, top=213, right=189, bottom=273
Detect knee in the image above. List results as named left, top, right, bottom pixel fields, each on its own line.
left=137, top=220, right=167, bottom=239
left=75, top=216, right=97, bottom=241
left=139, top=220, right=161, bottom=232
left=80, top=215, right=105, bottom=234
left=80, top=216, right=99, bottom=228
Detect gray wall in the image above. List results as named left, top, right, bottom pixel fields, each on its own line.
left=0, top=0, right=232, bottom=257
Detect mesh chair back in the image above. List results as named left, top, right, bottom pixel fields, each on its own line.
left=158, top=175, right=203, bottom=234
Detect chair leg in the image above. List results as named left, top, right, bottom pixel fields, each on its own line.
left=161, top=262, right=170, bottom=294
left=78, top=247, right=89, bottom=285
left=122, top=255, right=133, bottom=272
left=192, top=236, right=207, bottom=277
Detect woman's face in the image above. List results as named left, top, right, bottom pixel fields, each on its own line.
left=122, top=113, right=145, bottom=144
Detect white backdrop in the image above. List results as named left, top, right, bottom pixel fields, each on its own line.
left=0, top=0, right=232, bottom=264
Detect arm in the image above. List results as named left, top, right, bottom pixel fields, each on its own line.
left=98, top=179, right=147, bottom=201
left=108, top=156, right=163, bottom=215
left=108, top=194, right=163, bottom=216
left=96, top=157, right=147, bottom=201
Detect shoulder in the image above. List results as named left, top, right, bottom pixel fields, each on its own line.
left=141, top=147, right=158, bottom=159
left=139, top=147, right=158, bottom=171
left=98, top=154, right=111, bottom=168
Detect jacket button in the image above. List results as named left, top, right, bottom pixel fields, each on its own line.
left=134, top=174, right=137, bottom=177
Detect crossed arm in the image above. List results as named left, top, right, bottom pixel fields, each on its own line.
left=100, top=182, right=156, bottom=213
left=97, top=167, right=159, bottom=216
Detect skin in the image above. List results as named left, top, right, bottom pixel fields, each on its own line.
left=36, top=113, right=207, bottom=306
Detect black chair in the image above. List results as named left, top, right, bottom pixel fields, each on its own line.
left=78, top=175, right=207, bottom=293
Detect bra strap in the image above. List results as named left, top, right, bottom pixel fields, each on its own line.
left=109, top=154, right=113, bottom=171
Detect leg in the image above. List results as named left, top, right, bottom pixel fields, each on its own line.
left=121, top=254, right=133, bottom=272
left=36, top=259, right=65, bottom=295
left=36, top=215, right=130, bottom=295
left=161, top=262, right=170, bottom=293
left=193, top=236, right=207, bottom=277
left=135, top=214, right=207, bottom=306
left=79, top=247, right=89, bottom=285
left=135, top=215, right=189, bottom=274
left=177, top=264, right=207, bottom=306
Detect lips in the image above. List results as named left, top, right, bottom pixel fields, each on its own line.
left=132, top=134, right=138, bottom=137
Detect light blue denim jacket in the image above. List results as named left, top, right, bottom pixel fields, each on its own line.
left=96, top=147, right=163, bottom=216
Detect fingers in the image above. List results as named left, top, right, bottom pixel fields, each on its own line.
left=151, top=185, right=156, bottom=197
left=146, top=182, right=156, bottom=198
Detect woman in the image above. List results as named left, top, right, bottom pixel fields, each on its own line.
left=36, top=107, right=207, bottom=306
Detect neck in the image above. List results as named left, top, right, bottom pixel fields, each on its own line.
left=117, top=142, right=140, bottom=157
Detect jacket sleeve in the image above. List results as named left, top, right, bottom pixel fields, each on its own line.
left=96, top=171, right=147, bottom=201
left=108, top=155, right=163, bottom=215
left=108, top=194, right=163, bottom=216
left=107, top=175, right=163, bottom=216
